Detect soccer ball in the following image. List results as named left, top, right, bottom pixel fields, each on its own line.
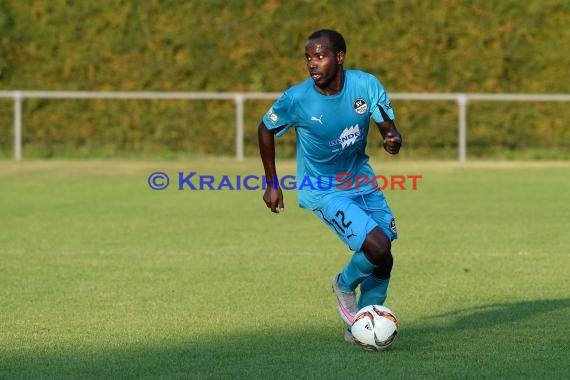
left=351, top=305, right=399, bottom=351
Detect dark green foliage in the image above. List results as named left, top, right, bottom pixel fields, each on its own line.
left=0, top=0, right=569, bottom=158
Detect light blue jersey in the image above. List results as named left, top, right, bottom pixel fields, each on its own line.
left=263, top=70, right=395, bottom=210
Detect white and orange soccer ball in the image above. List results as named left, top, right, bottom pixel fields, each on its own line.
left=351, top=305, right=399, bottom=351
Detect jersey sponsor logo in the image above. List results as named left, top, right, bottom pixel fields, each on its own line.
left=267, top=107, right=279, bottom=124
left=353, top=98, right=368, bottom=114
left=329, top=124, right=361, bottom=149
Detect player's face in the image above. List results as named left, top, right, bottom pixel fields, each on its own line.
left=305, top=37, right=344, bottom=93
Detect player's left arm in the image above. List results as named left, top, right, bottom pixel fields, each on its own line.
left=376, top=119, right=402, bottom=155
left=369, top=74, right=402, bottom=155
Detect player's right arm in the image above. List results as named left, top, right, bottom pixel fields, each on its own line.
left=258, top=121, right=284, bottom=213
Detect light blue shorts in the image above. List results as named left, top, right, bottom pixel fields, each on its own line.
left=314, top=191, right=397, bottom=251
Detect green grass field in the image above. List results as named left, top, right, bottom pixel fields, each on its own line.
left=1, top=159, right=569, bottom=379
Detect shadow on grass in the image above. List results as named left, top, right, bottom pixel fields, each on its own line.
left=2, top=298, right=569, bottom=379
left=398, top=297, right=570, bottom=348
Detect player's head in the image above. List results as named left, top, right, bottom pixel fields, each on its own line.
left=305, top=29, right=346, bottom=92
left=307, top=29, right=346, bottom=55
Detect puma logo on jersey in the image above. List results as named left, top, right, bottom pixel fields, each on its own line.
left=311, top=114, right=324, bottom=125
left=329, top=124, right=361, bottom=149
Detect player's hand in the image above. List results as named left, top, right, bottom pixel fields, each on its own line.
left=383, top=132, right=402, bottom=154
left=263, top=185, right=284, bottom=213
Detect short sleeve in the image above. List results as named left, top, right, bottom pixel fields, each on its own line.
left=369, top=76, right=395, bottom=123
left=262, top=92, right=296, bottom=137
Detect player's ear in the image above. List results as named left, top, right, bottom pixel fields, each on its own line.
left=337, top=51, right=345, bottom=65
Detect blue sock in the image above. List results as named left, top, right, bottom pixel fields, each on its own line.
left=358, top=276, right=390, bottom=309
left=338, top=251, right=377, bottom=292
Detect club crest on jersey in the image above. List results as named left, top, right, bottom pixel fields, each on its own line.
left=353, top=98, right=368, bottom=115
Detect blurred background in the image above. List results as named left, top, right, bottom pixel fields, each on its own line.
left=0, top=0, right=569, bottom=160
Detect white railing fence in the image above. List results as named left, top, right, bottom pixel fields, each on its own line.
left=1, top=91, right=569, bottom=161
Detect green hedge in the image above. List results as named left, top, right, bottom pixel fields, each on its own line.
left=1, top=0, right=569, bottom=159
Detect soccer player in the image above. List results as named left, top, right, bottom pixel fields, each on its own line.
left=258, top=29, right=402, bottom=342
